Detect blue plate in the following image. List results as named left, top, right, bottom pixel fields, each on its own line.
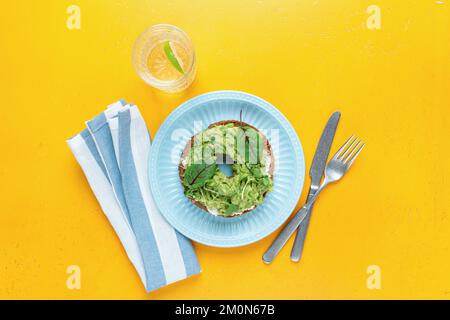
left=148, top=91, right=305, bottom=247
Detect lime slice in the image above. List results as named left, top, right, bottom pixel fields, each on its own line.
left=163, top=41, right=184, bottom=74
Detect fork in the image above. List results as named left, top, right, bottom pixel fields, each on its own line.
left=262, top=135, right=365, bottom=264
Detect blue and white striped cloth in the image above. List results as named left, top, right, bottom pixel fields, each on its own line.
left=67, top=100, right=201, bottom=292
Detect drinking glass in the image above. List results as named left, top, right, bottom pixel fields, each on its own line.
left=133, top=24, right=196, bottom=93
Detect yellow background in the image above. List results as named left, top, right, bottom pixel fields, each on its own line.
left=1, top=0, right=449, bottom=299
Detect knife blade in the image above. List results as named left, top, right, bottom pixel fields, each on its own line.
left=290, top=111, right=340, bottom=262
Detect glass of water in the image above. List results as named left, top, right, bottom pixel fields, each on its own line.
left=132, top=24, right=196, bottom=93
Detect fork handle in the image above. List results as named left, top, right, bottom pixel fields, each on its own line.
left=262, top=204, right=311, bottom=264
left=290, top=201, right=315, bottom=262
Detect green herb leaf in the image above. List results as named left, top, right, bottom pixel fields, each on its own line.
left=224, top=203, right=239, bottom=215
left=251, top=167, right=263, bottom=178
left=184, top=162, right=217, bottom=189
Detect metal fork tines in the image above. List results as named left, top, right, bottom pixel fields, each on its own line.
left=262, top=135, right=365, bottom=264
left=336, top=135, right=365, bottom=168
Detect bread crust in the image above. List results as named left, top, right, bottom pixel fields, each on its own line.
left=179, top=120, right=275, bottom=217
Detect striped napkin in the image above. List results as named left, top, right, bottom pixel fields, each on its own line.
left=67, top=100, right=201, bottom=292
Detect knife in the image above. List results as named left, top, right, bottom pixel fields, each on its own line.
left=290, top=111, right=340, bottom=262
left=262, top=111, right=341, bottom=264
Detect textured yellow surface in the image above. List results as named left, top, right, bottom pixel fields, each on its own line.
left=1, top=0, right=449, bottom=299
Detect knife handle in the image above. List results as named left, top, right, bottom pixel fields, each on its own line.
left=290, top=203, right=314, bottom=262
left=262, top=205, right=310, bottom=264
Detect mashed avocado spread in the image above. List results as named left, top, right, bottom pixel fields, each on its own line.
left=182, top=123, right=273, bottom=216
